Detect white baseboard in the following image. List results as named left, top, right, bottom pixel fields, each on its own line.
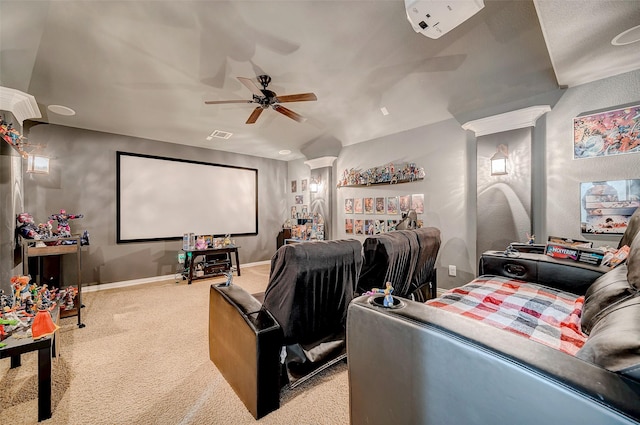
left=83, top=260, right=271, bottom=293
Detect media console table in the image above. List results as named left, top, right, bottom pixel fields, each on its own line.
left=181, top=245, right=241, bottom=285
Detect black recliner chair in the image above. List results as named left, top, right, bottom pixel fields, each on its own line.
left=209, top=239, right=363, bottom=419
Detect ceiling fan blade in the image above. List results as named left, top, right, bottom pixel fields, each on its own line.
left=273, top=105, right=306, bottom=123
left=246, top=107, right=264, bottom=124
left=237, top=77, right=264, bottom=97
left=275, top=93, right=318, bottom=103
left=205, top=99, right=253, bottom=105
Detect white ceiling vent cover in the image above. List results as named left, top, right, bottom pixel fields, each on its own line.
left=405, top=0, right=484, bottom=39
left=209, top=130, right=233, bottom=140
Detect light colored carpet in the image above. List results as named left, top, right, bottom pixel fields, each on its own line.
left=0, top=264, right=349, bottom=424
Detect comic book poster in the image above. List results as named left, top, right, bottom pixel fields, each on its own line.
left=345, top=219, right=354, bottom=234
left=354, top=198, right=363, bottom=214
left=364, top=197, right=374, bottom=214
left=574, top=105, right=640, bottom=159
left=354, top=219, right=364, bottom=235
left=411, top=194, right=424, bottom=214
left=387, top=196, right=399, bottom=214
left=399, top=195, right=411, bottom=212
left=375, top=197, right=386, bottom=214
left=345, top=198, right=354, bottom=214
left=387, top=219, right=399, bottom=231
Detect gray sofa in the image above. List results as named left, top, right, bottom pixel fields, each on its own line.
left=347, top=215, right=640, bottom=424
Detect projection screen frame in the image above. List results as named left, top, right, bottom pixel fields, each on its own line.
left=116, top=151, right=258, bottom=244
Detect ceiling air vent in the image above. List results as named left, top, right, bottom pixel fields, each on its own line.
left=206, top=130, right=233, bottom=140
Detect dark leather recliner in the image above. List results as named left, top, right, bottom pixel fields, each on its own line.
left=357, top=227, right=441, bottom=300
left=209, top=239, right=363, bottom=419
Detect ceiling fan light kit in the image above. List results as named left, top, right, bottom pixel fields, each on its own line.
left=205, top=75, right=317, bottom=124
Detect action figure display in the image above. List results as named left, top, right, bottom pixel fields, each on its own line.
left=49, top=209, right=84, bottom=237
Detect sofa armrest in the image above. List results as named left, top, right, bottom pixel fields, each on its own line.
left=209, top=284, right=283, bottom=419
left=480, top=250, right=609, bottom=295
left=347, top=295, right=640, bottom=425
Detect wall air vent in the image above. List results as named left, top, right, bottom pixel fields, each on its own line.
left=405, top=0, right=484, bottom=39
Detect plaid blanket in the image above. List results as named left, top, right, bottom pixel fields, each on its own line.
left=426, top=275, right=586, bottom=355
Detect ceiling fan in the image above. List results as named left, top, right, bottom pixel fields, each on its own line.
left=205, top=75, right=317, bottom=124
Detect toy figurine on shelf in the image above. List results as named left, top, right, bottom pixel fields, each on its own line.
left=195, top=236, right=207, bottom=250
left=16, top=213, right=39, bottom=239
left=526, top=233, right=535, bottom=245
left=49, top=209, right=84, bottom=238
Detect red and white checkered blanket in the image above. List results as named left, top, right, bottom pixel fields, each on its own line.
left=426, top=275, right=586, bottom=355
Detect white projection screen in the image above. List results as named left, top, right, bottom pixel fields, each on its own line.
left=117, top=152, right=258, bottom=243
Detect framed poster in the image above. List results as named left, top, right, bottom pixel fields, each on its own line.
left=375, top=197, right=386, bottom=215
left=387, top=219, right=399, bottom=231
left=387, top=196, right=399, bottom=214
left=345, top=198, right=354, bottom=214
left=375, top=219, right=386, bottom=234
left=345, top=218, right=354, bottom=234
left=580, top=179, right=640, bottom=234
left=365, top=219, right=375, bottom=235
left=295, top=195, right=304, bottom=204
left=364, top=197, right=374, bottom=214
left=411, top=194, right=424, bottom=214
left=354, top=219, right=364, bottom=235
left=573, top=104, right=640, bottom=159
left=399, top=195, right=411, bottom=213
left=291, top=180, right=297, bottom=193
left=301, top=179, right=308, bottom=192
left=354, top=198, right=364, bottom=214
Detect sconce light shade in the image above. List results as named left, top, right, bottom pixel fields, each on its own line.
left=490, top=144, right=508, bottom=176
left=309, top=179, right=319, bottom=193
left=27, top=154, right=50, bottom=174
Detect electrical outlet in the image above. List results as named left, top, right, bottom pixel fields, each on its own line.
left=448, top=265, right=457, bottom=277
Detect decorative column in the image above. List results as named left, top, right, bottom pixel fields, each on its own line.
left=463, top=105, right=550, bottom=261
left=304, top=156, right=337, bottom=240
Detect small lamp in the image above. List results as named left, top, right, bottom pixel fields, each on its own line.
left=27, top=154, right=50, bottom=174
left=490, top=144, right=508, bottom=176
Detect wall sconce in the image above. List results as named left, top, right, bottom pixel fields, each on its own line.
left=490, top=144, right=508, bottom=176
left=309, top=177, right=319, bottom=193
left=27, top=154, right=50, bottom=174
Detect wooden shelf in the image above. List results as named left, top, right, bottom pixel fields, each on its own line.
left=338, top=178, right=423, bottom=188
left=20, top=235, right=85, bottom=327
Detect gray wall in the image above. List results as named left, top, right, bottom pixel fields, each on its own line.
left=335, top=118, right=475, bottom=290
left=23, top=124, right=287, bottom=285
left=545, top=70, right=640, bottom=247
left=477, top=128, right=532, bottom=259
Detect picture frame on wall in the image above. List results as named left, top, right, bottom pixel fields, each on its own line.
left=365, top=219, right=375, bottom=235
left=354, top=219, right=364, bottom=235
left=364, top=197, right=374, bottom=214
left=387, top=219, right=399, bottom=231
left=580, top=178, right=640, bottom=235
left=291, top=206, right=297, bottom=219
left=291, top=180, right=297, bottom=193
left=301, top=179, right=308, bottom=192
left=375, top=197, right=386, bottom=214
left=399, top=195, right=410, bottom=213
left=354, top=198, right=363, bottom=214
left=302, top=205, right=309, bottom=218
left=387, top=196, right=399, bottom=214
left=295, top=195, right=304, bottom=204
left=375, top=219, right=386, bottom=234
left=345, top=198, right=354, bottom=214
left=411, top=194, right=425, bottom=214
left=573, top=104, right=640, bottom=159
left=345, top=218, right=354, bottom=234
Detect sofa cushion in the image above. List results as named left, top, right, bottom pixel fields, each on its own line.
left=576, top=297, right=640, bottom=380
left=581, top=265, right=635, bottom=335
left=627, top=229, right=640, bottom=290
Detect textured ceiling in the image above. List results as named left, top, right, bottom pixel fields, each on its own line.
left=1, top=0, right=639, bottom=160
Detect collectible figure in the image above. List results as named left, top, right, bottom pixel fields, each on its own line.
left=49, top=209, right=84, bottom=237
left=16, top=213, right=39, bottom=239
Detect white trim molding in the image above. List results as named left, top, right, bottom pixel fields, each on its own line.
left=304, top=156, right=337, bottom=169
left=0, top=86, right=41, bottom=124
left=462, top=105, right=551, bottom=137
